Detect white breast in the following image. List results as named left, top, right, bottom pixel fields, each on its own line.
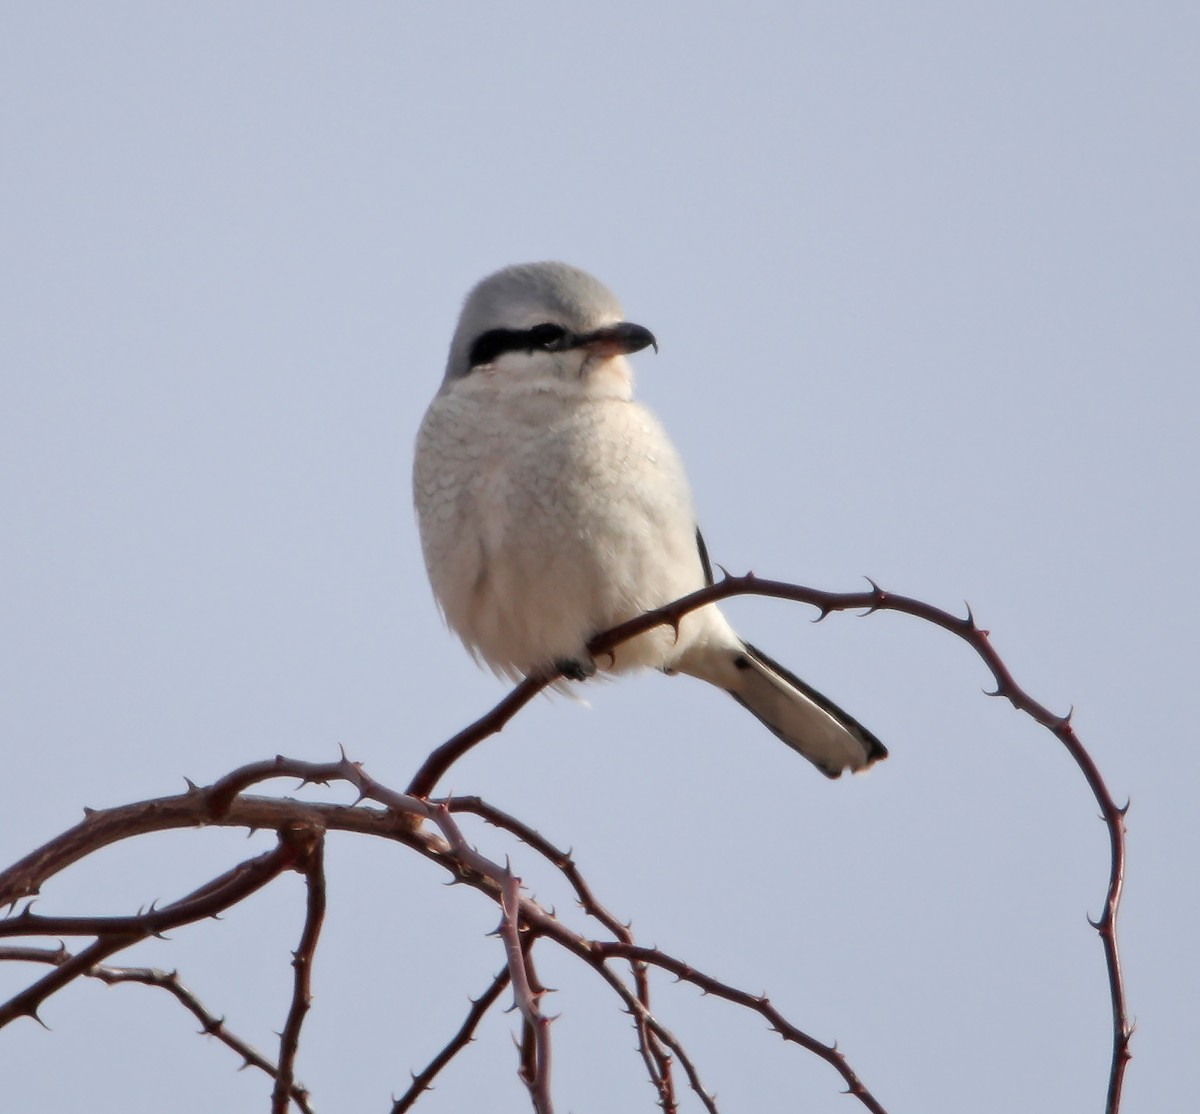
left=413, top=369, right=713, bottom=677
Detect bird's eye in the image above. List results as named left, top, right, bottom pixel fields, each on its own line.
left=527, top=324, right=568, bottom=351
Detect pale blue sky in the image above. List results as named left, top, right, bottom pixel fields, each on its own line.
left=2, top=4, right=1197, bottom=1112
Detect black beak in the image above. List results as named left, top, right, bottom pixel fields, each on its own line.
left=579, top=321, right=658, bottom=357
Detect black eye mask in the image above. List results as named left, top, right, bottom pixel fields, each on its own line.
left=467, top=324, right=573, bottom=369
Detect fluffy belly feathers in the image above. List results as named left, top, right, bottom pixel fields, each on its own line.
left=414, top=387, right=707, bottom=676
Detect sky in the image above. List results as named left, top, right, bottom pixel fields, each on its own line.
left=2, top=3, right=1197, bottom=1112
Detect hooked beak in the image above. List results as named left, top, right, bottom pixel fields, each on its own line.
left=579, top=322, right=658, bottom=358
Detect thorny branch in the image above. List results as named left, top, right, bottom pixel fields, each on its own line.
left=0, top=947, right=315, bottom=1114
left=390, top=968, right=511, bottom=1113
left=404, top=571, right=1132, bottom=1114
left=0, top=757, right=887, bottom=1111
left=0, top=837, right=303, bottom=1029
left=273, top=827, right=326, bottom=1114
left=445, top=795, right=677, bottom=1108
left=0, top=574, right=1129, bottom=1114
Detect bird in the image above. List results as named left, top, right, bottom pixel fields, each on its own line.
left=412, top=262, right=886, bottom=778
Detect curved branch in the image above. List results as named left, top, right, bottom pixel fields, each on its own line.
left=0, top=836, right=302, bottom=1028
left=0, top=573, right=1129, bottom=1113
left=395, top=571, right=1131, bottom=1112
left=110, top=966, right=316, bottom=1114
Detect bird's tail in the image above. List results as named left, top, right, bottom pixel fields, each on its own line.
left=678, top=638, right=887, bottom=778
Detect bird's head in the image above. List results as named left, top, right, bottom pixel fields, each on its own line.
left=444, top=261, right=657, bottom=399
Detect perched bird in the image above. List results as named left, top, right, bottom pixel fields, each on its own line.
left=413, top=262, right=886, bottom=777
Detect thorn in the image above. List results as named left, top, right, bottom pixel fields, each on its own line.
left=861, top=576, right=886, bottom=614
left=1118, top=798, right=1131, bottom=816
left=962, top=601, right=977, bottom=628
left=982, top=685, right=1003, bottom=698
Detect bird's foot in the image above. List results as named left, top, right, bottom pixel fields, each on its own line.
left=554, top=657, right=596, bottom=682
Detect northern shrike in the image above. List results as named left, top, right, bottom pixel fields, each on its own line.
left=413, top=262, right=886, bottom=777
